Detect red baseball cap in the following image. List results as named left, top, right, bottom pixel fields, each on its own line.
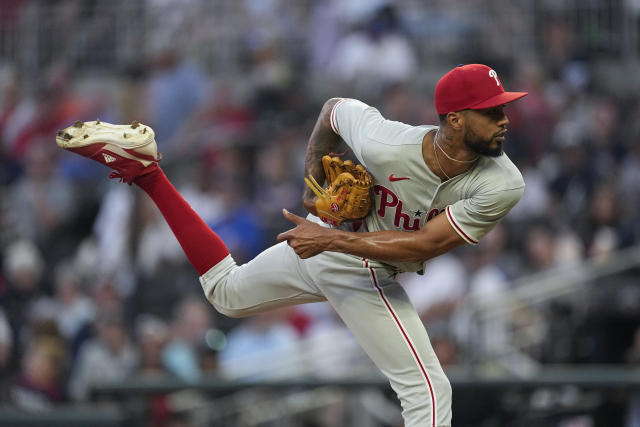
left=434, top=64, right=528, bottom=115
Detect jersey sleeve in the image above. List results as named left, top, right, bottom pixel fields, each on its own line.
left=330, top=98, right=385, bottom=167
left=445, top=187, right=524, bottom=244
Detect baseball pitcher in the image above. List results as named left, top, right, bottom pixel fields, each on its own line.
left=56, top=64, right=527, bottom=427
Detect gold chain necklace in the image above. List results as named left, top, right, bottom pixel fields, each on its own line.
left=433, top=137, right=451, bottom=181
left=434, top=128, right=479, bottom=164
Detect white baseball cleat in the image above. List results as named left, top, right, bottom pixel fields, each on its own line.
left=56, top=120, right=161, bottom=184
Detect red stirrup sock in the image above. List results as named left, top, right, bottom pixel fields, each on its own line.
left=134, top=166, right=230, bottom=275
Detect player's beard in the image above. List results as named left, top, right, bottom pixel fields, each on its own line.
left=463, top=128, right=503, bottom=157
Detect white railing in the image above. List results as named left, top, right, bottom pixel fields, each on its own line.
left=466, top=245, right=640, bottom=369
left=473, top=245, right=640, bottom=318
left=218, top=326, right=378, bottom=381
left=215, top=244, right=640, bottom=380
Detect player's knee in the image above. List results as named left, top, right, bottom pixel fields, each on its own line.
left=434, top=375, right=453, bottom=423
left=433, top=368, right=452, bottom=398
left=210, top=303, right=253, bottom=319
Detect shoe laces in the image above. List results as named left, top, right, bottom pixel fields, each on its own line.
left=108, top=161, right=159, bottom=185
left=109, top=171, right=135, bottom=185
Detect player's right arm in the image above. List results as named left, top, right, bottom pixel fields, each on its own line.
left=278, top=181, right=523, bottom=263
left=277, top=207, right=466, bottom=262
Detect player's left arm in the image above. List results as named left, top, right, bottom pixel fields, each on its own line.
left=277, top=208, right=466, bottom=262
left=302, top=98, right=345, bottom=216
left=302, top=97, right=383, bottom=217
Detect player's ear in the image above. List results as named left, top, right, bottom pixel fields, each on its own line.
left=446, top=112, right=464, bottom=131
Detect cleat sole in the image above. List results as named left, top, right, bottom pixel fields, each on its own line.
left=55, top=120, right=159, bottom=165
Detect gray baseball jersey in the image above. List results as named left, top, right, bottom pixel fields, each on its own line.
left=200, top=97, right=525, bottom=427
left=330, top=98, right=525, bottom=272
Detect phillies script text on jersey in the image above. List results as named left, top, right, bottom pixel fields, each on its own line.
left=374, top=185, right=444, bottom=231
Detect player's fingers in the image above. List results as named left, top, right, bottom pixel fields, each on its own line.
left=311, top=175, right=329, bottom=195
left=276, top=227, right=294, bottom=242
left=298, top=250, right=310, bottom=259
left=282, top=208, right=305, bottom=224
left=296, top=247, right=317, bottom=259
left=329, top=157, right=343, bottom=176
left=337, top=172, right=355, bottom=185
left=304, top=176, right=326, bottom=198
left=322, top=156, right=335, bottom=183
left=363, top=171, right=372, bottom=186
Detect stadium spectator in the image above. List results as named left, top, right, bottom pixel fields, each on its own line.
left=145, top=45, right=209, bottom=151
left=8, top=143, right=74, bottom=255
left=218, top=308, right=298, bottom=380
left=0, top=67, right=23, bottom=184
left=586, top=183, right=631, bottom=259
left=9, top=336, right=67, bottom=409
left=0, top=240, right=45, bottom=371
left=452, top=226, right=513, bottom=360
left=0, top=309, right=11, bottom=368
left=397, top=254, right=467, bottom=340
left=135, top=314, right=170, bottom=377
left=50, top=262, right=96, bottom=358
left=0, top=308, right=12, bottom=400
left=162, top=297, right=215, bottom=382
left=329, top=5, right=417, bottom=86
left=8, top=63, right=82, bottom=163
left=68, top=308, right=137, bottom=401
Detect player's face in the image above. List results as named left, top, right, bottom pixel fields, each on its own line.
left=462, top=106, right=509, bottom=157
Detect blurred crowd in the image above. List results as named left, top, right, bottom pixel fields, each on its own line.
left=1, top=0, right=640, bottom=425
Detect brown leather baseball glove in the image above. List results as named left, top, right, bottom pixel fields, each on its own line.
left=304, top=155, right=372, bottom=226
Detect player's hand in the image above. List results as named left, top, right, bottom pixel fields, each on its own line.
left=277, top=209, right=331, bottom=259
left=303, top=156, right=372, bottom=226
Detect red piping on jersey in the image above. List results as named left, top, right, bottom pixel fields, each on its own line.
left=364, top=259, right=436, bottom=427
left=446, top=205, right=478, bottom=244
left=330, top=99, right=345, bottom=134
